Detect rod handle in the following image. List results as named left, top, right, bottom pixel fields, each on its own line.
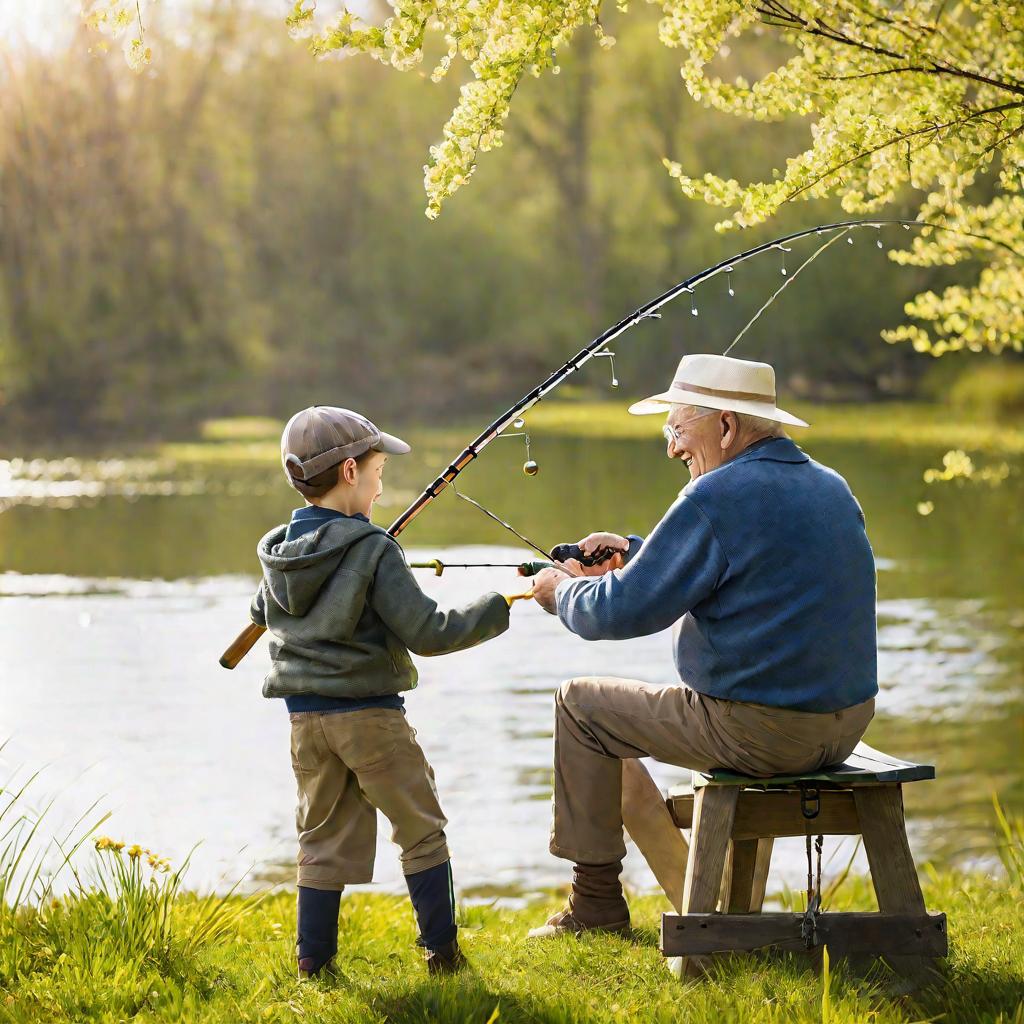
left=518, top=560, right=554, bottom=576
left=220, top=622, right=266, bottom=670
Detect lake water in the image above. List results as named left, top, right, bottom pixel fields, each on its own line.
left=0, top=431, right=1020, bottom=903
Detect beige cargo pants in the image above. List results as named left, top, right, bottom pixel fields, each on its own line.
left=551, top=676, right=874, bottom=865
left=289, top=708, right=451, bottom=890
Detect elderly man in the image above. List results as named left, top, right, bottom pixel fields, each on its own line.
left=529, top=353, right=877, bottom=937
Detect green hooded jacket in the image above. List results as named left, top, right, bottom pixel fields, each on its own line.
left=251, top=516, right=510, bottom=700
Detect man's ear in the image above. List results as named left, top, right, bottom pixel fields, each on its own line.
left=340, top=457, right=358, bottom=485
left=720, top=412, right=737, bottom=449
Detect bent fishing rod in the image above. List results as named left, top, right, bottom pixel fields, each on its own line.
left=219, top=217, right=1006, bottom=669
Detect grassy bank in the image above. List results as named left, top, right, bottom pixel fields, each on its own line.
left=2, top=820, right=1022, bottom=1023
left=155, top=401, right=1024, bottom=467
left=523, top=400, right=1024, bottom=455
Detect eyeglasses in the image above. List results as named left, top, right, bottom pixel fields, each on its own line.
left=662, top=409, right=717, bottom=445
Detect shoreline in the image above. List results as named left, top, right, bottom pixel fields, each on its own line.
left=1, top=401, right=1022, bottom=464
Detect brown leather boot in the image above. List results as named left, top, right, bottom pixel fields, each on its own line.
left=297, top=956, right=337, bottom=981
left=424, top=938, right=468, bottom=975
left=528, top=861, right=630, bottom=938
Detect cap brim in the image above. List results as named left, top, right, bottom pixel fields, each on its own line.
left=627, top=390, right=809, bottom=427
left=375, top=430, right=412, bottom=455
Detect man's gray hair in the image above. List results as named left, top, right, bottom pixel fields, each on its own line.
left=683, top=404, right=786, bottom=438
left=736, top=412, right=787, bottom=437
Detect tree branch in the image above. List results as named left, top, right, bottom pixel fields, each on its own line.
left=819, top=66, right=929, bottom=82
left=784, top=101, right=1024, bottom=203
left=754, top=1, right=1024, bottom=99
left=979, top=119, right=1024, bottom=159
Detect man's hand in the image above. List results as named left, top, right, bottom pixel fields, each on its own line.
left=572, top=551, right=624, bottom=577
left=579, top=532, right=629, bottom=557
left=575, top=532, right=628, bottom=576
left=532, top=565, right=571, bottom=615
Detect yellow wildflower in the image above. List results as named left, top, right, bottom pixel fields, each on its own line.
left=127, top=844, right=144, bottom=859
left=147, top=854, right=172, bottom=872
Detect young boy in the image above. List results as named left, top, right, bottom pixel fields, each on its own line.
left=250, top=406, right=513, bottom=977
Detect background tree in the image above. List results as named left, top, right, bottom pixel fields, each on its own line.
left=259, top=0, right=1023, bottom=362
left=2, top=2, right=1007, bottom=441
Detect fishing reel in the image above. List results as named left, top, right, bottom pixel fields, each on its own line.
left=550, top=543, right=621, bottom=567
left=513, top=544, right=621, bottom=578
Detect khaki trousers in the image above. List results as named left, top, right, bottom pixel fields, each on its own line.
left=289, top=708, right=450, bottom=890
left=551, top=677, right=874, bottom=865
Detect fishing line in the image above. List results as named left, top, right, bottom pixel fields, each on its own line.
left=410, top=561, right=532, bottom=570
left=723, top=228, right=851, bottom=356
left=450, top=482, right=552, bottom=560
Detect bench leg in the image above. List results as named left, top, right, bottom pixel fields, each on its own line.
left=671, top=786, right=738, bottom=979
left=853, top=785, right=942, bottom=987
left=724, top=837, right=773, bottom=913
left=621, top=759, right=688, bottom=913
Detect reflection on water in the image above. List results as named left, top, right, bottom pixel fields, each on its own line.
left=0, top=457, right=212, bottom=512
left=0, top=433, right=1020, bottom=897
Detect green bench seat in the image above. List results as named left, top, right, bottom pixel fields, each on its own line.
left=687, top=741, right=935, bottom=790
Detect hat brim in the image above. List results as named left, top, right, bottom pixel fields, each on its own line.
left=373, top=430, right=412, bottom=455
left=628, top=389, right=809, bottom=427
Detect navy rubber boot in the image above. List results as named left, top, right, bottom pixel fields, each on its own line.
left=405, top=860, right=465, bottom=974
left=296, top=885, right=342, bottom=979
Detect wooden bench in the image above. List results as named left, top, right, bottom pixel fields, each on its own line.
left=658, top=743, right=947, bottom=981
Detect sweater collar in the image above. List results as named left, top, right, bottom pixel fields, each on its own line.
left=681, top=437, right=809, bottom=496
left=731, top=436, right=809, bottom=465
left=285, top=504, right=370, bottom=542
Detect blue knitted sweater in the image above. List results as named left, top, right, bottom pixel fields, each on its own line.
left=555, top=437, right=878, bottom=712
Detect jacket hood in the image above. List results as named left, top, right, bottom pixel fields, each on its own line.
left=257, top=517, right=384, bottom=617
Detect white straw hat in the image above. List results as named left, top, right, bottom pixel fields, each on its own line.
left=628, top=353, right=808, bottom=427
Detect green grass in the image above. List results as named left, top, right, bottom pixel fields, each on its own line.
left=199, top=418, right=284, bottom=444
left=2, top=809, right=1023, bottom=1023
left=2, top=871, right=1022, bottom=1023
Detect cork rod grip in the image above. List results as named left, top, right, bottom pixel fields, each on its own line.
left=219, top=622, right=266, bottom=670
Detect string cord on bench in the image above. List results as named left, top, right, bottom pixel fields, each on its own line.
left=799, top=784, right=825, bottom=949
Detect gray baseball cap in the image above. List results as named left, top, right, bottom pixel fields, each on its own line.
left=281, top=406, right=411, bottom=484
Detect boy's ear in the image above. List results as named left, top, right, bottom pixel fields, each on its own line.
left=340, top=457, right=359, bottom=485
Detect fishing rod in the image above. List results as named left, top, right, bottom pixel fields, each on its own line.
left=219, top=217, right=1005, bottom=669
left=409, top=543, right=619, bottom=576
left=409, top=559, right=552, bottom=576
